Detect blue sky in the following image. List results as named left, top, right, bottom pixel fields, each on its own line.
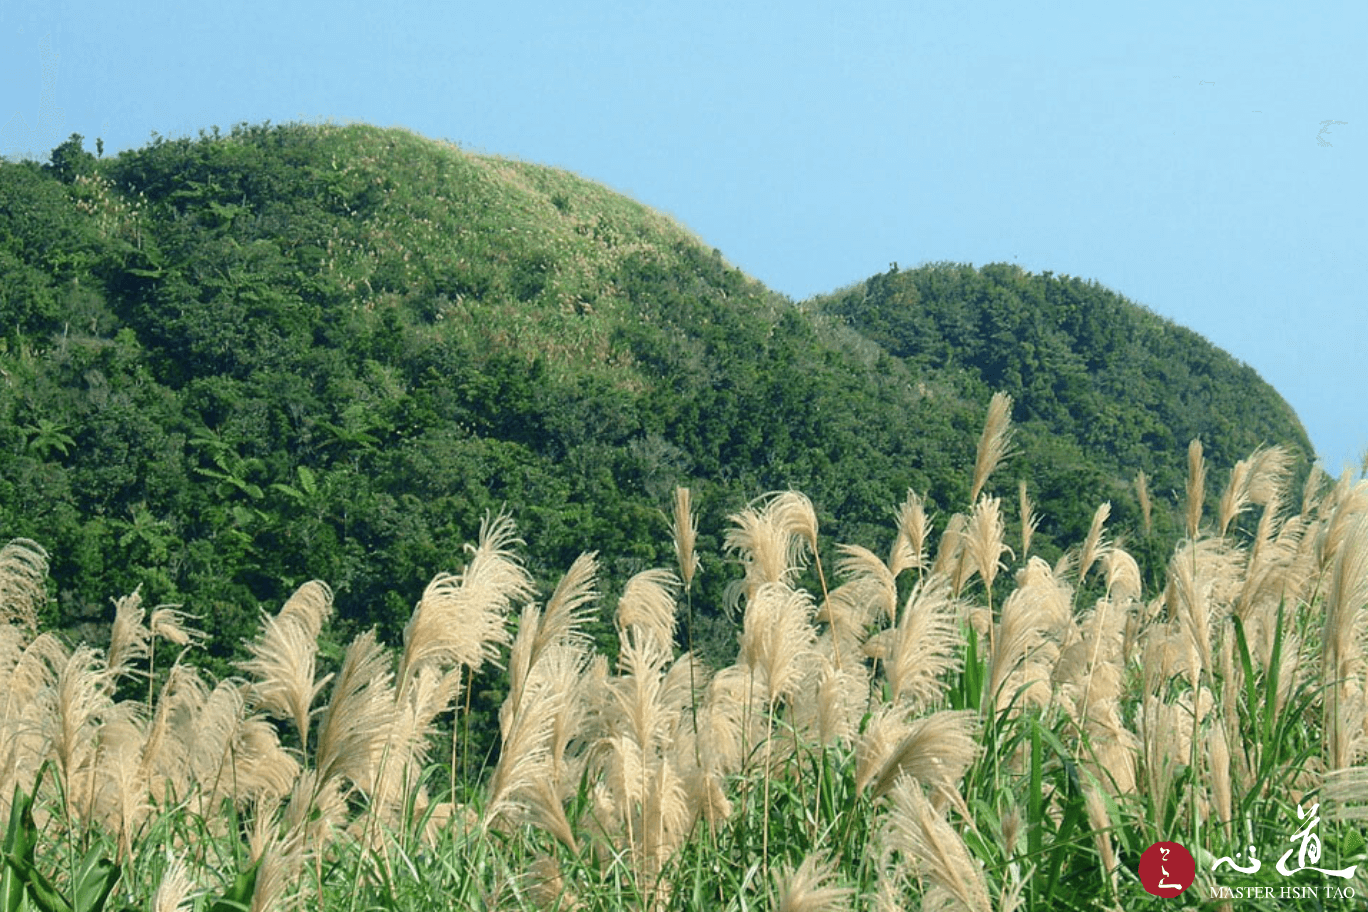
left=2, top=0, right=1363, bottom=475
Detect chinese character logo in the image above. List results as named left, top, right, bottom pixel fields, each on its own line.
left=1139, top=841, right=1196, bottom=896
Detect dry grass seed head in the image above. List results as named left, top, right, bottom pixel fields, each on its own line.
left=313, top=630, right=394, bottom=789
left=671, top=487, right=700, bottom=589
left=890, top=490, right=933, bottom=577
left=0, top=538, right=49, bottom=633
left=835, top=544, right=897, bottom=627
left=277, top=580, right=333, bottom=643
left=106, top=587, right=150, bottom=681
left=963, top=496, right=1013, bottom=597
left=883, top=776, right=992, bottom=912
left=970, top=391, right=1015, bottom=504
left=772, top=853, right=855, bottom=912
left=153, top=855, right=197, bottom=912
left=1018, top=479, right=1039, bottom=557
left=740, top=583, right=818, bottom=707
left=239, top=611, right=329, bottom=747
left=540, top=551, right=600, bottom=656
left=616, top=568, right=680, bottom=652
left=1136, top=470, right=1153, bottom=536
left=400, top=511, right=533, bottom=684
left=885, top=577, right=962, bottom=711
left=1186, top=438, right=1207, bottom=539
left=1077, top=502, right=1112, bottom=584
left=866, top=710, right=978, bottom=801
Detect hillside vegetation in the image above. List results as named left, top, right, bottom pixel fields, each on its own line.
left=0, top=122, right=1311, bottom=659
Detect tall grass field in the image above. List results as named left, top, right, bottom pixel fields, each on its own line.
left=1, top=393, right=1364, bottom=910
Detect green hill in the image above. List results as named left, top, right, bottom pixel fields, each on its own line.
left=0, top=122, right=1312, bottom=657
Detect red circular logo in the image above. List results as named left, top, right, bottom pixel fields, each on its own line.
left=1139, top=841, right=1196, bottom=896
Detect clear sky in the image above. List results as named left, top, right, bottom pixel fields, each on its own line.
left=3, top=0, right=1362, bottom=475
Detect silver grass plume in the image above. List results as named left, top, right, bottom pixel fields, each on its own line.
left=0, top=539, right=49, bottom=633
left=963, top=496, right=1013, bottom=606
left=970, top=392, right=1015, bottom=504
left=1186, top=439, right=1206, bottom=539
left=106, top=587, right=151, bottom=683
left=1136, top=470, right=1153, bottom=537
left=398, top=510, right=533, bottom=689
left=239, top=595, right=333, bottom=749
left=313, top=630, right=393, bottom=790
left=889, top=490, right=933, bottom=578
left=671, top=487, right=700, bottom=590
left=1077, top=503, right=1112, bottom=585
left=882, top=776, right=992, bottom=912
left=617, top=568, right=681, bottom=653
left=863, top=710, right=978, bottom=800
left=882, top=577, right=962, bottom=711
left=1324, top=514, right=1368, bottom=769
left=1019, top=480, right=1039, bottom=557
left=772, top=853, right=855, bottom=912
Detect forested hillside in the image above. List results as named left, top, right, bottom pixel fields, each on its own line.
left=0, top=122, right=1312, bottom=661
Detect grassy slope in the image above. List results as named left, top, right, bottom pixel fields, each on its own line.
left=0, top=122, right=1313, bottom=653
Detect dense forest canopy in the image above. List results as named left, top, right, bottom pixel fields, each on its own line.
left=0, top=123, right=1312, bottom=664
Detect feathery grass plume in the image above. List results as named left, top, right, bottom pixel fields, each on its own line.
left=855, top=704, right=912, bottom=795
left=232, top=716, right=302, bottom=805
left=671, top=487, right=700, bottom=590
left=277, top=579, right=334, bottom=643
left=883, top=577, right=962, bottom=711
left=810, top=659, right=868, bottom=748
left=189, top=679, right=247, bottom=808
left=1219, top=445, right=1294, bottom=537
left=539, top=551, right=600, bottom=658
left=882, top=775, right=992, bottom=912
left=1136, top=470, right=1153, bottom=536
left=1323, top=514, right=1368, bottom=769
left=1077, top=502, right=1112, bottom=584
left=249, top=831, right=306, bottom=912
left=617, top=568, right=681, bottom=652
left=239, top=606, right=331, bottom=750
left=1315, top=478, right=1368, bottom=579
left=313, top=630, right=393, bottom=789
left=484, top=649, right=568, bottom=832
left=963, top=496, right=1013, bottom=609
left=1301, top=463, right=1329, bottom=519
left=153, top=855, right=196, bottom=912
left=149, top=606, right=205, bottom=647
left=106, top=587, right=151, bottom=682
left=725, top=491, right=820, bottom=608
left=1218, top=455, right=1254, bottom=538
left=985, top=558, right=1072, bottom=713
left=771, top=853, right=855, bottom=912
left=864, top=710, right=978, bottom=801
left=1082, top=784, right=1119, bottom=897
left=398, top=511, right=533, bottom=689
left=1186, top=438, right=1207, bottom=539
left=930, top=514, right=970, bottom=596
left=689, top=664, right=754, bottom=778
left=0, top=538, right=49, bottom=633
left=834, top=543, right=897, bottom=629
left=96, top=712, right=150, bottom=861
left=1018, top=480, right=1039, bottom=557
left=820, top=578, right=880, bottom=664
left=365, top=665, right=460, bottom=815
left=1102, top=549, right=1143, bottom=604
left=969, top=391, right=1015, bottom=504
left=890, top=490, right=933, bottom=578
left=739, top=583, right=818, bottom=708
left=137, top=663, right=206, bottom=802
left=1209, top=720, right=1232, bottom=825
left=1322, top=766, right=1368, bottom=822
left=50, top=645, right=114, bottom=822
